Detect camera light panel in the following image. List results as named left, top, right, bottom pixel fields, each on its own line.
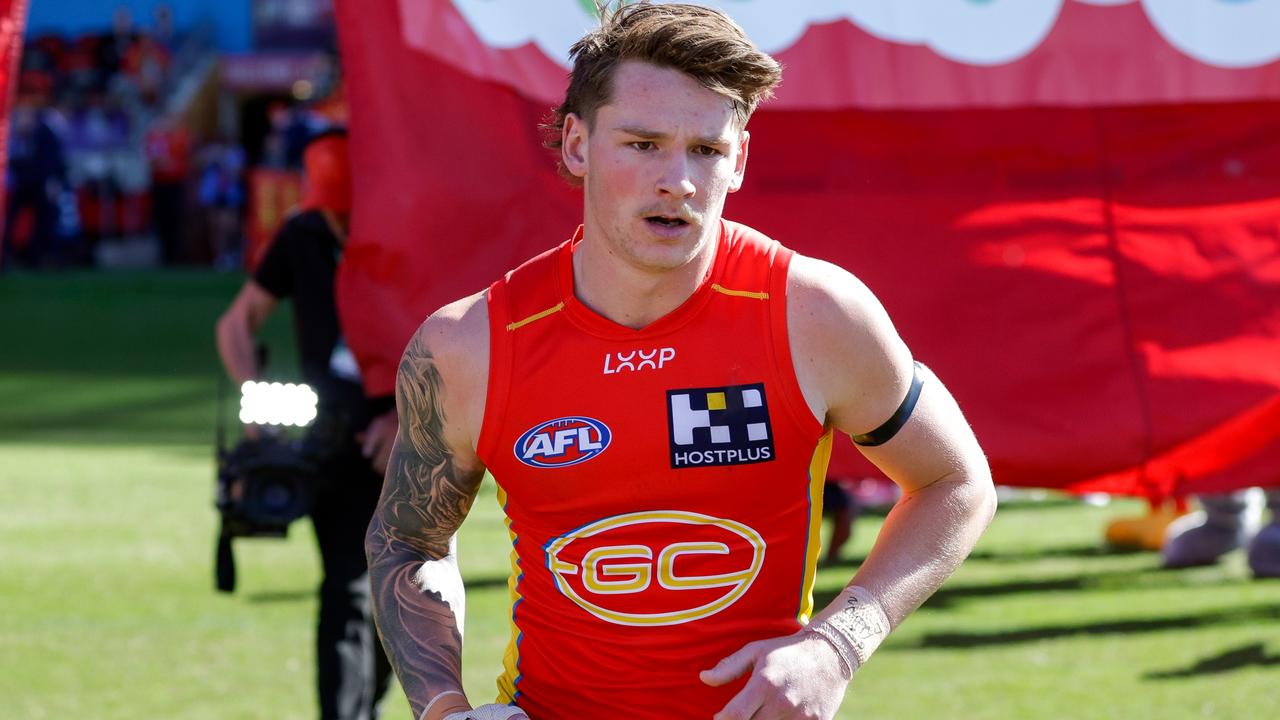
left=239, top=381, right=319, bottom=427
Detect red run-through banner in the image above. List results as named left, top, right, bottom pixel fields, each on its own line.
left=0, top=0, right=30, bottom=253
left=335, top=0, right=1280, bottom=499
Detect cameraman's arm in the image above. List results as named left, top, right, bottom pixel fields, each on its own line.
left=367, top=295, right=490, bottom=720
left=215, top=280, right=278, bottom=385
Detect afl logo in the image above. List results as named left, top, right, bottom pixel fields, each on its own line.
left=545, top=511, right=766, bottom=626
left=514, top=416, right=612, bottom=468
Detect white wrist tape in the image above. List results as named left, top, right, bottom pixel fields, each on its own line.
left=442, top=704, right=526, bottom=720
left=805, top=585, right=891, bottom=679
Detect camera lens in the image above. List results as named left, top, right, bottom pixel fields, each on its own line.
left=260, top=479, right=294, bottom=512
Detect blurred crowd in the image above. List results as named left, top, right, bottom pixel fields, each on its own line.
left=7, top=6, right=176, bottom=269
left=3, top=6, right=333, bottom=272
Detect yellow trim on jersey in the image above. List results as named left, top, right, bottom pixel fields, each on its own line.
left=495, top=482, right=524, bottom=705
left=506, top=302, right=565, bottom=332
left=798, top=429, right=835, bottom=624
left=711, top=283, right=769, bottom=300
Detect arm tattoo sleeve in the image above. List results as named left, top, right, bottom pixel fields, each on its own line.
left=366, top=333, right=485, bottom=719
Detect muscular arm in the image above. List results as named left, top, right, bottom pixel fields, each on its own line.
left=705, top=257, right=995, bottom=719
left=366, top=295, right=490, bottom=720
left=840, top=372, right=995, bottom=625
left=790, top=255, right=997, bottom=626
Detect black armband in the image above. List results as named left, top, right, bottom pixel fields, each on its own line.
left=851, top=361, right=925, bottom=447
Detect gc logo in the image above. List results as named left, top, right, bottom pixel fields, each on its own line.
left=544, top=510, right=765, bottom=626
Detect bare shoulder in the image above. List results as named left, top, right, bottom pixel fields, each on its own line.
left=786, top=254, right=914, bottom=435
left=398, top=290, right=490, bottom=459
left=409, top=291, right=489, bottom=367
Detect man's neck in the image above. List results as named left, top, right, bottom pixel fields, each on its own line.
left=571, top=229, right=718, bottom=330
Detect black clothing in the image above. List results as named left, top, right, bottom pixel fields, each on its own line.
left=254, top=210, right=366, bottom=413
left=151, top=181, right=186, bottom=265
left=3, top=112, right=66, bottom=268
left=312, top=444, right=393, bottom=720
left=253, top=209, right=392, bottom=720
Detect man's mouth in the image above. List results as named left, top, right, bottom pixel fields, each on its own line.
left=645, top=215, right=688, bottom=228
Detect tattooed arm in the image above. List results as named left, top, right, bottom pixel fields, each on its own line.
left=366, top=292, right=494, bottom=720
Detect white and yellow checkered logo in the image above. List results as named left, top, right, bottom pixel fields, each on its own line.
left=666, top=383, right=774, bottom=468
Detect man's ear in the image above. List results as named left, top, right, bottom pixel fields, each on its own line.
left=562, top=113, right=589, bottom=179
left=728, top=129, right=749, bottom=193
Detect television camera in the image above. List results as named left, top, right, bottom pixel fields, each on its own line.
left=214, top=377, right=345, bottom=592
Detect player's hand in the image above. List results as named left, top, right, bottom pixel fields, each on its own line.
left=701, top=632, right=850, bottom=720
left=443, top=704, right=529, bottom=720
left=357, top=410, right=398, bottom=475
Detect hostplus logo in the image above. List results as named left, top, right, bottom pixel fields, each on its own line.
left=666, top=383, right=774, bottom=469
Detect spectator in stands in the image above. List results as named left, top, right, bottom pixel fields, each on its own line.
left=122, top=33, right=171, bottom=106
left=144, top=115, right=192, bottom=264
left=15, top=13, right=182, bottom=267
left=64, top=90, right=129, bottom=154
left=153, top=4, right=177, bottom=52
left=197, top=137, right=247, bottom=269
left=97, top=7, right=137, bottom=78
left=4, top=103, right=68, bottom=269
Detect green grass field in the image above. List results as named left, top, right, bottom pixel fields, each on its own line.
left=1, top=271, right=1277, bottom=719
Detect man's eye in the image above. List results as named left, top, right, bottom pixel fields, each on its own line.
left=631, top=141, right=655, bottom=151
left=694, top=146, right=722, bottom=157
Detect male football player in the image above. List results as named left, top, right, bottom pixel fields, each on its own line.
left=367, top=5, right=997, bottom=719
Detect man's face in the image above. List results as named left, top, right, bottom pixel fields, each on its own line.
left=561, top=60, right=750, bottom=273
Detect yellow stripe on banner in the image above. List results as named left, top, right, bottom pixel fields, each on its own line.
left=506, top=302, right=565, bottom=332
left=798, top=430, right=834, bottom=624
left=711, top=284, right=769, bottom=300
left=495, top=481, right=525, bottom=704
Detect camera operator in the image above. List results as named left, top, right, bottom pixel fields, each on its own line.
left=215, top=129, right=393, bottom=720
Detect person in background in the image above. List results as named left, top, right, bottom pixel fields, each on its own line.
left=822, top=478, right=857, bottom=566
left=215, top=130, right=396, bottom=720
left=144, top=115, right=191, bottom=264
left=3, top=103, right=68, bottom=269
left=1163, top=489, right=1280, bottom=577
left=196, top=136, right=246, bottom=268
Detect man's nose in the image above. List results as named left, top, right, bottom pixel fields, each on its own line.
left=655, top=152, right=696, bottom=198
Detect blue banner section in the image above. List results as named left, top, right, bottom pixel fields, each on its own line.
left=25, top=0, right=252, bottom=52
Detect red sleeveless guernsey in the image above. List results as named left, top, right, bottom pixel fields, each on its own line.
left=477, top=220, right=833, bottom=719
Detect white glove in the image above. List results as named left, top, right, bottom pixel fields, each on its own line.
left=443, top=704, right=528, bottom=720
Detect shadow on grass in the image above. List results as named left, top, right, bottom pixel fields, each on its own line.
left=813, top=562, right=1250, bottom=612
left=244, top=590, right=314, bottom=604
left=983, top=497, right=1086, bottom=513
left=822, top=544, right=1147, bottom=572
left=965, top=543, right=1148, bottom=563
left=0, top=385, right=216, bottom=444
left=905, top=603, right=1280, bottom=649
left=922, top=566, right=1257, bottom=609
left=463, top=575, right=518, bottom=591
left=1145, top=643, right=1280, bottom=680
